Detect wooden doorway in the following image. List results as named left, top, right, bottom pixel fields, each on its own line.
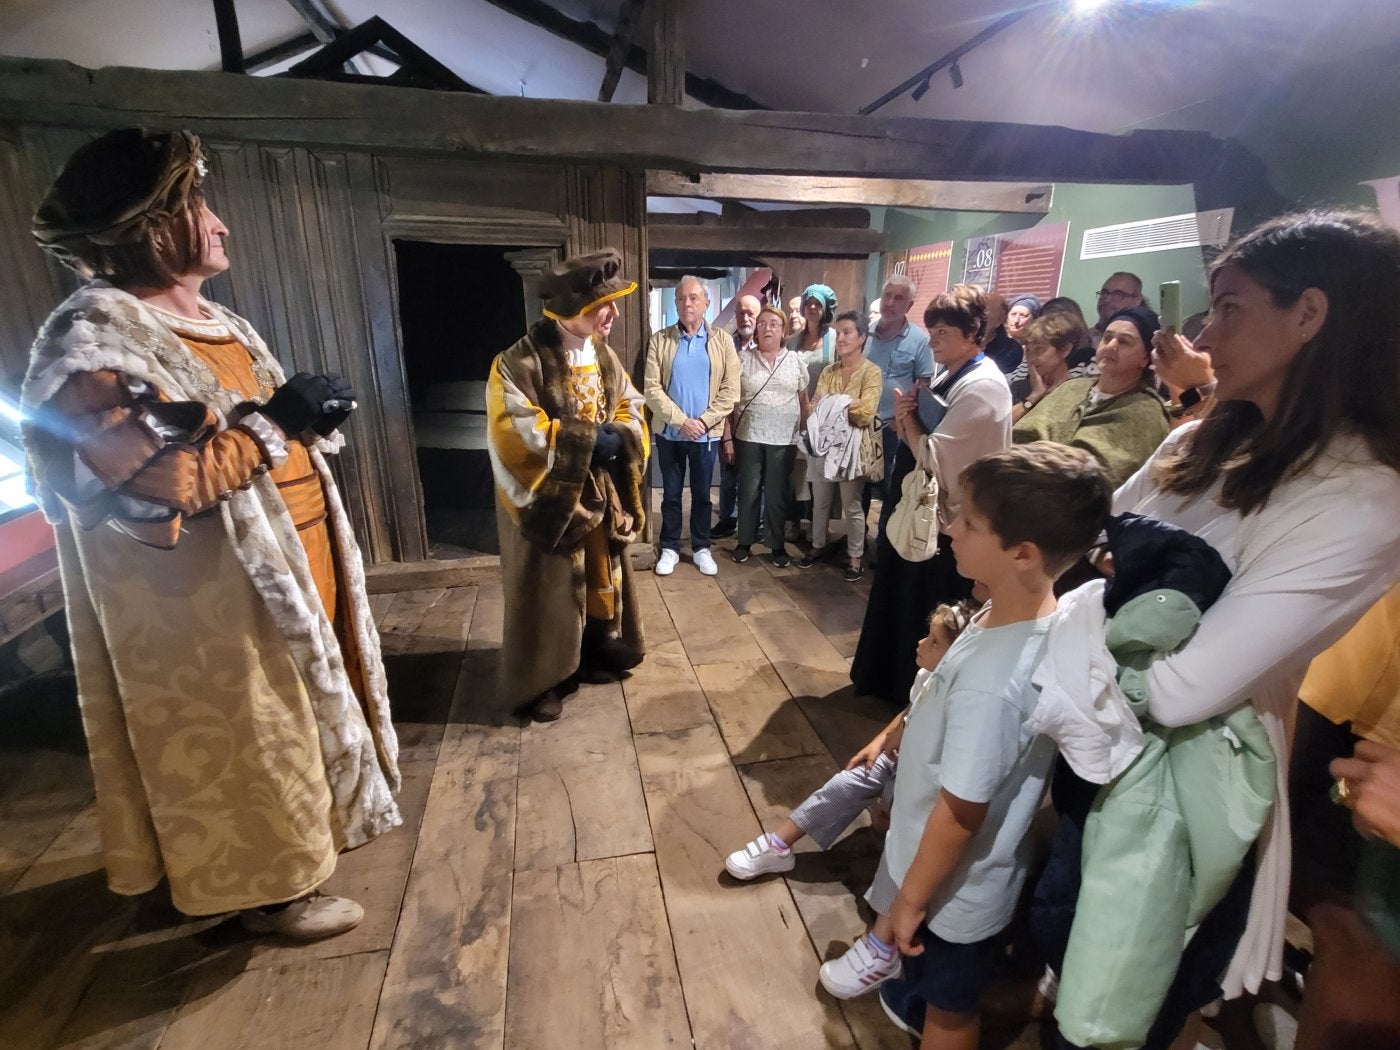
left=390, top=239, right=559, bottom=560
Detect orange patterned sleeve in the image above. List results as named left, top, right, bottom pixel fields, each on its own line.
left=44, top=370, right=277, bottom=547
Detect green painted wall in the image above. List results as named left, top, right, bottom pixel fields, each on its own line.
left=874, top=181, right=1211, bottom=323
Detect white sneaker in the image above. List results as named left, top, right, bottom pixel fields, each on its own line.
left=819, top=934, right=902, bottom=999
left=655, top=548, right=680, bottom=575
left=693, top=548, right=718, bottom=576
left=725, top=835, right=795, bottom=880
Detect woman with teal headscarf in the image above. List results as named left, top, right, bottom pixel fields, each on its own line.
left=788, top=283, right=838, bottom=390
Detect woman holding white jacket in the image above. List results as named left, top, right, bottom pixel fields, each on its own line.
left=799, top=311, right=883, bottom=581
left=1051, top=211, right=1400, bottom=1050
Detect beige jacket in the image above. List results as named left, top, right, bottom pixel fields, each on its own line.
left=643, top=322, right=741, bottom=438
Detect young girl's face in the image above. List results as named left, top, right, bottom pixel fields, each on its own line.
left=915, top=622, right=955, bottom=672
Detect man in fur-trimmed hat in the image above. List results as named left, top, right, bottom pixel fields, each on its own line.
left=486, top=249, right=649, bottom=722
left=23, top=127, right=400, bottom=939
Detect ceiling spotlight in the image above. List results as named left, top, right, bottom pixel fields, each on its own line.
left=949, top=62, right=964, bottom=89
left=911, top=75, right=932, bottom=101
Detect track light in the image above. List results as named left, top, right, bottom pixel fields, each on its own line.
left=911, top=75, right=931, bottom=102
left=949, top=62, right=963, bottom=89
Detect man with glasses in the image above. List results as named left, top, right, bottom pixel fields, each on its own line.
left=865, top=274, right=934, bottom=487
left=713, top=293, right=762, bottom=539
left=1090, top=272, right=1145, bottom=343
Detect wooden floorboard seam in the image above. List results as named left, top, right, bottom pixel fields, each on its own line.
left=634, top=828, right=702, bottom=1048
left=8, top=793, right=93, bottom=900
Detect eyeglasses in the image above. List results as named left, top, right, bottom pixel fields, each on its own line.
left=1097, top=288, right=1137, bottom=300
left=754, top=320, right=785, bottom=330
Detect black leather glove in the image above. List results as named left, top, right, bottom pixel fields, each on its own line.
left=261, top=373, right=356, bottom=437
left=311, top=374, right=357, bottom=437
left=591, top=423, right=623, bottom=466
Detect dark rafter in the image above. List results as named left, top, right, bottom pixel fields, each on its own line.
left=281, top=16, right=486, bottom=92
left=282, top=0, right=387, bottom=73
left=245, top=31, right=319, bottom=73
left=212, top=0, right=245, bottom=74
left=598, top=0, right=647, bottom=103
left=480, top=0, right=767, bottom=110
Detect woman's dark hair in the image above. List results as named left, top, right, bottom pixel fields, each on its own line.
left=64, top=186, right=210, bottom=290
left=834, top=309, right=869, bottom=341
left=924, top=283, right=988, bottom=343
left=1155, top=210, right=1400, bottom=514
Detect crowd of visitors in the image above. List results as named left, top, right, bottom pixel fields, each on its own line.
left=21, top=125, right=1400, bottom=1050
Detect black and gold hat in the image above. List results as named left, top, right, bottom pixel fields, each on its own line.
left=33, top=127, right=207, bottom=264
left=539, top=248, right=637, bottom=321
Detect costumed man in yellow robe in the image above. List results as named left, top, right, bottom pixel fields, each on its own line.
left=22, top=128, right=400, bottom=939
left=487, top=250, right=649, bottom=721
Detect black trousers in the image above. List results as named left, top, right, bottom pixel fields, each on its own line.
left=736, top=439, right=794, bottom=550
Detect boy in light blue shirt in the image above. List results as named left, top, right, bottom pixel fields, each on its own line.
left=821, top=442, right=1111, bottom=1050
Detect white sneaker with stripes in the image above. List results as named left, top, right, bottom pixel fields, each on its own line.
left=724, top=835, right=795, bottom=879
left=819, top=934, right=902, bottom=999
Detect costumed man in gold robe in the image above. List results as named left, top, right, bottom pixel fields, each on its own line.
left=487, top=250, right=649, bottom=721
left=22, top=128, right=400, bottom=939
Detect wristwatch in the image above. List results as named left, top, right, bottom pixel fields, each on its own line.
left=1021, top=398, right=1036, bottom=411
left=1168, top=381, right=1217, bottom=418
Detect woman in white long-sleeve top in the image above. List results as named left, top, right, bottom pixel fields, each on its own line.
left=1050, top=211, right=1400, bottom=1050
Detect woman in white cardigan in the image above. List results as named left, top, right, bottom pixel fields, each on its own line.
left=1058, top=211, right=1400, bottom=1049
left=850, top=284, right=1011, bottom=706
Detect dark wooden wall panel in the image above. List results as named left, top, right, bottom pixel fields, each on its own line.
left=378, top=156, right=565, bottom=224
left=758, top=257, right=870, bottom=319
left=1, top=125, right=97, bottom=391
left=565, top=165, right=649, bottom=372
left=201, top=142, right=406, bottom=560
left=0, top=126, right=67, bottom=391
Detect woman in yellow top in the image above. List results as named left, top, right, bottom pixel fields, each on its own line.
left=798, top=311, right=883, bottom=581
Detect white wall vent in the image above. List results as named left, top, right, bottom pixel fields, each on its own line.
left=1080, top=209, right=1234, bottom=260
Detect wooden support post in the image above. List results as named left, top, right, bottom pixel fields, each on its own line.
left=647, top=0, right=684, bottom=106
left=212, top=0, right=246, bottom=74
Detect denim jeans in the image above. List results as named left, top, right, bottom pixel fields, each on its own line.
left=656, top=435, right=718, bottom=551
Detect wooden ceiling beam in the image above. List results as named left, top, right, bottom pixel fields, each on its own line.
left=648, top=223, right=882, bottom=256
left=647, top=171, right=1053, bottom=214
left=0, top=56, right=1236, bottom=187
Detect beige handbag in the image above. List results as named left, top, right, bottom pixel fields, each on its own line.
left=886, top=458, right=941, bottom=562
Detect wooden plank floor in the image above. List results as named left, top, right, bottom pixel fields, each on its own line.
left=1, top=519, right=1258, bottom=1049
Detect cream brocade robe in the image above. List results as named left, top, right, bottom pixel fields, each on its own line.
left=23, top=283, right=400, bottom=916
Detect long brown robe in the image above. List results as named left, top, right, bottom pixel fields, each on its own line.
left=485, top=319, right=648, bottom=711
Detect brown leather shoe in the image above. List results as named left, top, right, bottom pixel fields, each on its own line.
left=522, top=688, right=562, bottom=722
